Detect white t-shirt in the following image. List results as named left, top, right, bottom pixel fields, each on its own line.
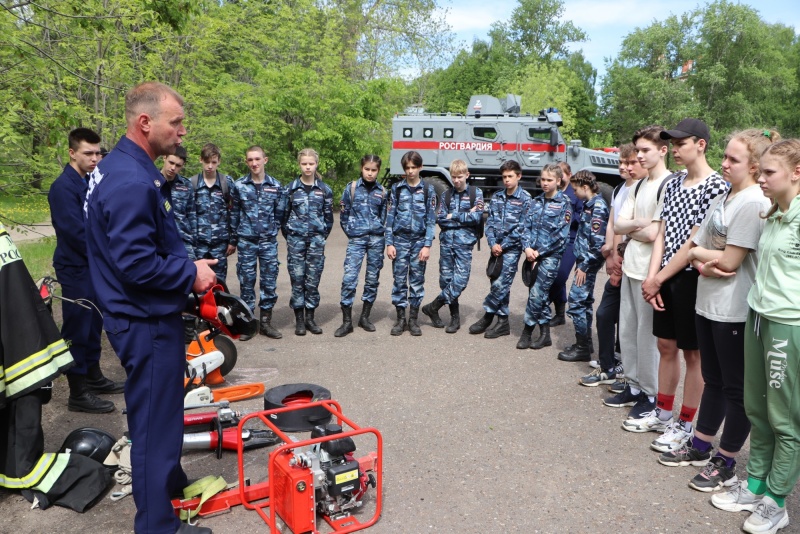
left=693, top=184, right=770, bottom=322
left=612, top=182, right=635, bottom=224
left=619, top=173, right=670, bottom=280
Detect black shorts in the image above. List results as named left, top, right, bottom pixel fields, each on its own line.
left=652, top=269, right=699, bottom=350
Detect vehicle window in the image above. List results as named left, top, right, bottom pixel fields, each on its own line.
left=528, top=128, right=551, bottom=141
left=473, top=127, right=498, bottom=140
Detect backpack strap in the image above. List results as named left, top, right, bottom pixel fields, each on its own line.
left=443, top=189, right=453, bottom=212
left=612, top=182, right=623, bottom=201
left=350, top=180, right=357, bottom=203
left=468, top=185, right=476, bottom=208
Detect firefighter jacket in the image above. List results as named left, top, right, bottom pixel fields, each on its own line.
left=437, top=186, right=485, bottom=247
left=522, top=190, right=573, bottom=258
left=193, top=172, right=235, bottom=246
left=485, top=186, right=532, bottom=251
left=385, top=180, right=437, bottom=247
left=230, top=173, right=284, bottom=244
left=340, top=178, right=387, bottom=238
left=573, top=194, right=609, bottom=273
left=282, top=178, right=334, bottom=238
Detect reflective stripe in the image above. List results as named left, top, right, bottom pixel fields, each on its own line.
left=4, top=339, right=73, bottom=397
left=0, top=452, right=69, bottom=491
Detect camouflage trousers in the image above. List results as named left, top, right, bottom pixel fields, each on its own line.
left=481, top=249, right=521, bottom=317
left=340, top=234, right=385, bottom=307
left=438, top=243, right=473, bottom=304
left=195, top=241, right=229, bottom=282
left=286, top=234, right=326, bottom=310
left=523, top=255, right=560, bottom=326
left=566, top=268, right=598, bottom=337
left=391, top=237, right=427, bottom=309
left=236, top=237, right=279, bottom=313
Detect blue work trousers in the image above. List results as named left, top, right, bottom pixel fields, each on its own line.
left=286, top=234, right=326, bottom=310
left=524, top=256, right=560, bottom=326
left=595, top=278, right=621, bottom=370
left=482, top=249, right=522, bottom=317
left=56, top=265, right=102, bottom=375
left=438, top=243, right=473, bottom=304
left=340, top=234, right=385, bottom=307
left=391, top=237, right=426, bottom=309
left=104, top=314, right=186, bottom=534
left=195, top=241, right=229, bottom=281
left=236, top=237, right=279, bottom=313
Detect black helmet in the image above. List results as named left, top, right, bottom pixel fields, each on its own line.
left=59, top=427, right=117, bottom=464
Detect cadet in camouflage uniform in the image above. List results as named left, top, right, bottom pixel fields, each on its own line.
left=385, top=151, right=437, bottom=336
left=161, top=146, right=195, bottom=259
left=469, top=160, right=532, bottom=339
left=422, top=159, right=483, bottom=333
left=558, top=170, right=609, bottom=362
left=282, top=148, right=334, bottom=335
left=231, top=146, right=284, bottom=340
left=334, top=155, right=387, bottom=338
left=193, top=143, right=235, bottom=281
left=517, top=164, right=573, bottom=350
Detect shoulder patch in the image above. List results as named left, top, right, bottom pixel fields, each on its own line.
left=565, top=211, right=571, bottom=224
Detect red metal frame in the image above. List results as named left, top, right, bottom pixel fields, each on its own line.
left=173, top=400, right=382, bottom=533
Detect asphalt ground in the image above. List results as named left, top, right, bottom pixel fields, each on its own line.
left=2, top=214, right=797, bottom=533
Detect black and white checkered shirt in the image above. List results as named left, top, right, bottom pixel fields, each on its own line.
left=660, top=170, right=729, bottom=269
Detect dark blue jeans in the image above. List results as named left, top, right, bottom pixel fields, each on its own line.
left=595, top=278, right=620, bottom=370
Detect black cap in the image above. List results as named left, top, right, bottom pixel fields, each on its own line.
left=486, top=254, right=503, bottom=280
left=661, top=118, right=710, bottom=143
left=521, top=259, right=540, bottom=288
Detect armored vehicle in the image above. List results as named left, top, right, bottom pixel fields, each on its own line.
left=387, top=94, right=620, bottom=200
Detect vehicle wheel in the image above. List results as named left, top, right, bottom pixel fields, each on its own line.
left=423, top=175, right=450, bottom=201
left=214, top=335, right=237, bottom=376
left=264, top=383, right=333, bottom=432
left=598, top=181, right=615, bottom=207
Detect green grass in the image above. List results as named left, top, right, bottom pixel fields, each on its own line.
left=0, top=192, right=51, bottom=226
left=16, top=236, right=56, bottom=281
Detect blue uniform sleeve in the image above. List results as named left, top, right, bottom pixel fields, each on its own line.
left=340, top=182, right=352, bottom=235
left=184, top=188, right=197, bottom=260
left=521, top=200, right=534, bottom=251
left=379, top=186, right=388, bottom=229
left=224, top=175, right=235, bottom=244
left=324, top=185, right=334, bottom=238
left=385, top=184, right=397, bottom=247
left=230, top=180, right=242, bottom=247
left=457, top=188, right=484, bottom=227
left=48, top=178, right=87, bottom=262
left=436, top=190, right=452, bottom=229
left=102, top=181, right=195, bottom=293
left=579, top=198, right=609, bottom=272
left=485, top=194, right=499, bottom=248
left=502, top=194, right=530, bottom=250
left=424, top=184, right=436, bottom=247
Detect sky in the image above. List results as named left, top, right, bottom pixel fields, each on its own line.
left=438, top=0, right=800, bottom=82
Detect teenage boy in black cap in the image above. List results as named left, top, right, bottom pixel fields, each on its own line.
left=626, top=119, right=728, bottom=456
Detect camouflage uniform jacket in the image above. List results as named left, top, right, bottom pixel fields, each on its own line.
left=168, top=173, right=196, bottom=259
left=485, top=186, right=532, bottom=250
left=522, top=190, right=573, bottom=258
left=230, top=173, right=283, bottom=245
left=282, top=178, right=334, bottom=238
left=385, top=181, right=436, bottom=248
left=573, top=194, right=609, bottom=273
left=339, top=178, right=387, bottom=238
left=193, top=172, right=235, bottom=246
left=436, top=187, right=484, bottom=246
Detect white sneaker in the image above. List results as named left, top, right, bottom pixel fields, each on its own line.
left=588, top=360, right=600, bottom=369
left=712, top=480, right=762, bottom=512
left=650, top=422, right=692, bottom=453
left=743, top=495, right=789, bottom=533
left=622, top=409, right=673, bottom=433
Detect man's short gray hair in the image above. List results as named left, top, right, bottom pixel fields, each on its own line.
left=125, top=82, right=184, bottom=123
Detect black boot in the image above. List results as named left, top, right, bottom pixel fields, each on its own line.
left=549, top=302, right=566, bottom=326
left=294, top=308, right=306, bottom=336
left=176, top=523, right=213, bottom=534
left=469, top=312, right=495, bottom=334
left=390, top=307, right=406, bottom=336
left=484, top=315, right=510, bottom=339
left=445, top=300, right=460, bottom=334
left=358, top=301, right=376, bottom=332
left=408, top=306, right=422, bottom=336
left=530, top=324, right=552, bottom=350
left=421, top=296, right=446, bottom=328
left=67, top=374, right=115, bottom=414
left=183, top=316, right=196, bottom=344
left=259, top=310, right=282, bottom=339
left=558, top=333, right=593, bottom=362
left=516, top=324, right=535, bottom=349
left=334, top=305, right=354, bottom=337
left=305, top=308, right=322, bottom=335
left=85, top=363, right=125, bottom=394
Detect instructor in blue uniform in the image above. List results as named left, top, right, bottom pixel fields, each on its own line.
left=85, top=82, right=217, bottom=534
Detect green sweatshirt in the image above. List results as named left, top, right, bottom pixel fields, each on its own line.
left=748, top=195, right=800, bottom=325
